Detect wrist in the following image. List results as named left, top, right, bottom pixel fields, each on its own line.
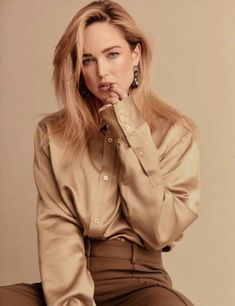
left=98, top=103, right=113, bottom=112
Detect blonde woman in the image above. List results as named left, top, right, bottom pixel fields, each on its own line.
left=0, top=1, right=200, bottom=305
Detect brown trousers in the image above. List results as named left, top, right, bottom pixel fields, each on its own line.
left=0, top=239, right=195, bottom=306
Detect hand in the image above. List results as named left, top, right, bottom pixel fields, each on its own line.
left=104, top=83, right=128, bottom=105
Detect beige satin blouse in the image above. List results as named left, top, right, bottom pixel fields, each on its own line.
left=33, top=95, right=200, bottom=306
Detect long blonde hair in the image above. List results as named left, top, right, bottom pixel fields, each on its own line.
left=42, top=0, right=196, bottom=155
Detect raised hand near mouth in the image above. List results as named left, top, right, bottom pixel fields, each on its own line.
left=104, top=83, right=128, bottom=105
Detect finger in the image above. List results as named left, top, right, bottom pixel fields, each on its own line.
left=110, top=85, right=127, bottom=100
left=110, top=84, right=128, bottom=100
left=108, top=91, right=119, bottom=98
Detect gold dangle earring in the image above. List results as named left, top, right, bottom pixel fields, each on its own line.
left=131, top=65, right=140, bottom=88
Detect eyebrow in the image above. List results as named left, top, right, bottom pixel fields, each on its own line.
left=83, top=45, right=121, bottom=57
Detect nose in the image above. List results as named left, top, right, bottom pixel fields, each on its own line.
left=97, top=59, right=109, bottom=79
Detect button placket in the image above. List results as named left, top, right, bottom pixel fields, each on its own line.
left=88, top=130, right=117, bottom=237
left=102, top=131, right=115, bottom=183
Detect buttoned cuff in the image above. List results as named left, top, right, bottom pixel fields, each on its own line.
left=99, top=95, right=164, bottom=185
left=99, top=95, right=145, bottom=145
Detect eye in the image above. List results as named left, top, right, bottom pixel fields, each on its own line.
left=108, top=51, right=119, bottom=59
left=82, top=58, right=94, bottom=66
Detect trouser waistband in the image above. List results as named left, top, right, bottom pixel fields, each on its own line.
left=84, top=238, right=162, bottom=269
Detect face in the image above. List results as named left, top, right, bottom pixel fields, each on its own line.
left=81, top=22, right=141, bottom=102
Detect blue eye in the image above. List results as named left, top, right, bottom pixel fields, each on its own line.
left=82, top=58, right=94, bottom=66
left=108, top=52, right=119, bottom=59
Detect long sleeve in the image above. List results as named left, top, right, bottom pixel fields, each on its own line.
left=99, top=95, right=200, bottom=251
left=33, top=121, right=96, bottom=306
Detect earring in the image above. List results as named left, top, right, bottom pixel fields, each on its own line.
left=131, top=65, right=140, bottom=88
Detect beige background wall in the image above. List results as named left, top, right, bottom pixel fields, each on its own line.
left=0, top=1, right=234, bottom=305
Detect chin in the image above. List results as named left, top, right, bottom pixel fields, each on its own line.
left=93, top=93, right=106, bottom=103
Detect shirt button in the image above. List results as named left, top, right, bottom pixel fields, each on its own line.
left=116, top=138, right=123, bottom=145
left=107, top=137, right=113, bottom=143
left=137, top=151, right=144, bottom=157
left=93, top=217, right=100, bottom=224
left=124, top=124, right=130, bottom=130
left=103, top=175, right=109, bottom=181
left=120, top=115, right=126, bottom=121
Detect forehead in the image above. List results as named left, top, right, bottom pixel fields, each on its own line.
left=83, top=22, right=129, bottom=53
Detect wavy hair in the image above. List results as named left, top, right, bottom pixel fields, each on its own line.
left=42, top=0, right=196, bottom=155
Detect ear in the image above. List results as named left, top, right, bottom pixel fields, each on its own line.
left=132, top=43, right=141, bottom=65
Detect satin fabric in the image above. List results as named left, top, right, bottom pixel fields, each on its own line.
left=33, top=95, right=200, bottom=306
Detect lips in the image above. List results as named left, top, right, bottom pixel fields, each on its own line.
left=98, top=82, right=113, bottom=92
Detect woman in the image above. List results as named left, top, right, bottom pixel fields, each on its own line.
left=0, top=1, right=200, bottom=305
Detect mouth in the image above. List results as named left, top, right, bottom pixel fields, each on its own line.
left=98, top=82, right=113, bottom=92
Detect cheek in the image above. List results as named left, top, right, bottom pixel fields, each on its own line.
left=82, top=71, right=94, bottom=86
left=82, top=71, right=99, bottom=95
